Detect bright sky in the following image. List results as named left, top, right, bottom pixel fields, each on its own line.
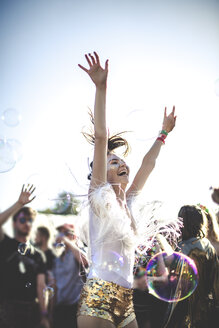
left=0, top=0, right=219, bottom=235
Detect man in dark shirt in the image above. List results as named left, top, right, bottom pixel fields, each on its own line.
left=0, top=184, right=50, bottom=328
left=34, top=226, right=56, bottom=272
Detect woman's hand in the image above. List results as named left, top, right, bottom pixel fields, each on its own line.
left=78, top=52, right=108, bottom=88
left=162, top=106, right=177, bottom=133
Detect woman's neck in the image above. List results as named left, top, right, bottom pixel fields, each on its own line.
left=112, top=184, right=126, bottom=202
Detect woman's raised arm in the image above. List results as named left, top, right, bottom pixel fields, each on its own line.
left=78, top=52, right=109, bottom=191
left=126, top=106, right=176, bottom=199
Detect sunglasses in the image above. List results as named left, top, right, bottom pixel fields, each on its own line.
left=18, top=217, right=33, bottom=224
left=64, top=230, right=75, bottom=236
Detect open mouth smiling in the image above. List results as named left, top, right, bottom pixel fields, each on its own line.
left=118, top=170, right=128, bottom=176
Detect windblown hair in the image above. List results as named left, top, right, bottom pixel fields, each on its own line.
left=178, top=205, right=208, bottom=240
left=82, top=109, right=131, bottom=156
left=82, top=110, right=131, bottom=180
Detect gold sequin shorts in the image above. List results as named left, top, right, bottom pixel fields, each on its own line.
left=77, top=277, right=136, bottom=327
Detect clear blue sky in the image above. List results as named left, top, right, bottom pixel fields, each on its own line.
left=0, top=0, right=219, bottom=230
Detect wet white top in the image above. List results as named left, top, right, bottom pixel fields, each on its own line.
left=86, top=183, right=182, bottom=288
left=87, top=184, right=136, bottom=288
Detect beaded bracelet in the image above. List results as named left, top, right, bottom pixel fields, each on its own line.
left=161, top=129, right=168, bottom=136
left=157, top=129, right=168, bottom=144
left=157, top=136, right=165, bottom=144
left=158, top=133, right=167, bottom=140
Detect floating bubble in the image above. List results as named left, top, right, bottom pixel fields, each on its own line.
left=214, top=79, right=219, bottom=97
left=18, top=242, right=30, bottom=255
left=146, top=251, right=198, bottom=302
left=0, top=138, right=17, bottom=173
left=134, top=255, right=147, bottom=277
left=24, top=172, right=48, bottom=199
left=74, top=205, right=82, bottom=214
left=124, top=109, right=155, bottom=141
left=54, top=242, right=66, bottom=256
left=1, top=108, right=22, bottom=127
left=7, top=139, right=23, bottom=162
left=137, top=244, right=147, bottom=255
left=101, top=251, right=124, bottom=273
left=25, top=282, right=32, bottom=288
left=134, top=247, right=156, bottom=278
left=43, top=286, right=54, bottom=299
left=51, top=193, right=72, bottom=214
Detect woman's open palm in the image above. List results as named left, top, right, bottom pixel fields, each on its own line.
left=78, top=52, right=108, bottom=87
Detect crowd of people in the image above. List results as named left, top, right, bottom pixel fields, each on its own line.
left=0, top=52, right=218, bottom=328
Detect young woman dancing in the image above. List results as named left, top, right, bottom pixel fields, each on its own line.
left=77, top=52, right=177, bottom=328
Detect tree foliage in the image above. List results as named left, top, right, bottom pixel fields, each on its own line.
left=38, top=191, right=81, bottom=215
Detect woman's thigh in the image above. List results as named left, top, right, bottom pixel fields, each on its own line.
left=77, top=315, right=116, bottom=328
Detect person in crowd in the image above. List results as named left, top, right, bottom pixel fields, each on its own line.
left=34, top=226, right=56, bottom=327
left=210, top=186, right=219, bottom=222
left=35, top=226, right=56, bottom=272
left=206, top=210, right=219, bottom=258
left=165, top=205, right=219, bottom=328
left=211, top=186, right=219, bottom=205
left=0, top=184, right=50, bottom=328
left=133, top=244, right=169, bottom=328
left=197, top=205, right=219, bottom=258
left=76, top=51, right=177, bottom=328
left=52, top=223, right=88, bottom=328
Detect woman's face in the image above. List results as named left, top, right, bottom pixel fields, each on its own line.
left=107, top=153, right=130, bottom=187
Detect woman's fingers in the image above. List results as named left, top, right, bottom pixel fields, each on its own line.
left=88, top=53, right=96, bottom=65
left=85, top=54, right=92, bottom=67
left=105, top=59, right=109, bottom=71
left=78, top=64, right=88, bottom=73
left=164, top=107, right=167, bottom=118
left=78, top=52, right=99, bottom=72
left=94, top=51, right=100, bottom=65
left=164, top=106, right=176, bottom=119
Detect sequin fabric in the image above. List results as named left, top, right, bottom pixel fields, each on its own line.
left=77, top=278, right=136, bottom=327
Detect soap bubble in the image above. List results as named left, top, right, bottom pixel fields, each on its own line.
left=51, top=193, right=72, bottom=214
left=0, top=138, right=17, bottom=173
left=101, top=251, right=124, bottom=273
left=124, top=109, right=155, bottom=141
left=18, top=242, right=30, bottom=255
left=146, top=251, right=198, bottom=302
left=25, top=282, right=32, bottom=288
left=1, top=108, right=22, bottom=127
left=24, top=172, right=48, bottom=198
left=134, top=251, right=154, bottom=278
left=43, top=286, right=54, bottom=299
left=54, top=242, right=66, bottom=256
left=7, top=139, right=23, bottom=162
